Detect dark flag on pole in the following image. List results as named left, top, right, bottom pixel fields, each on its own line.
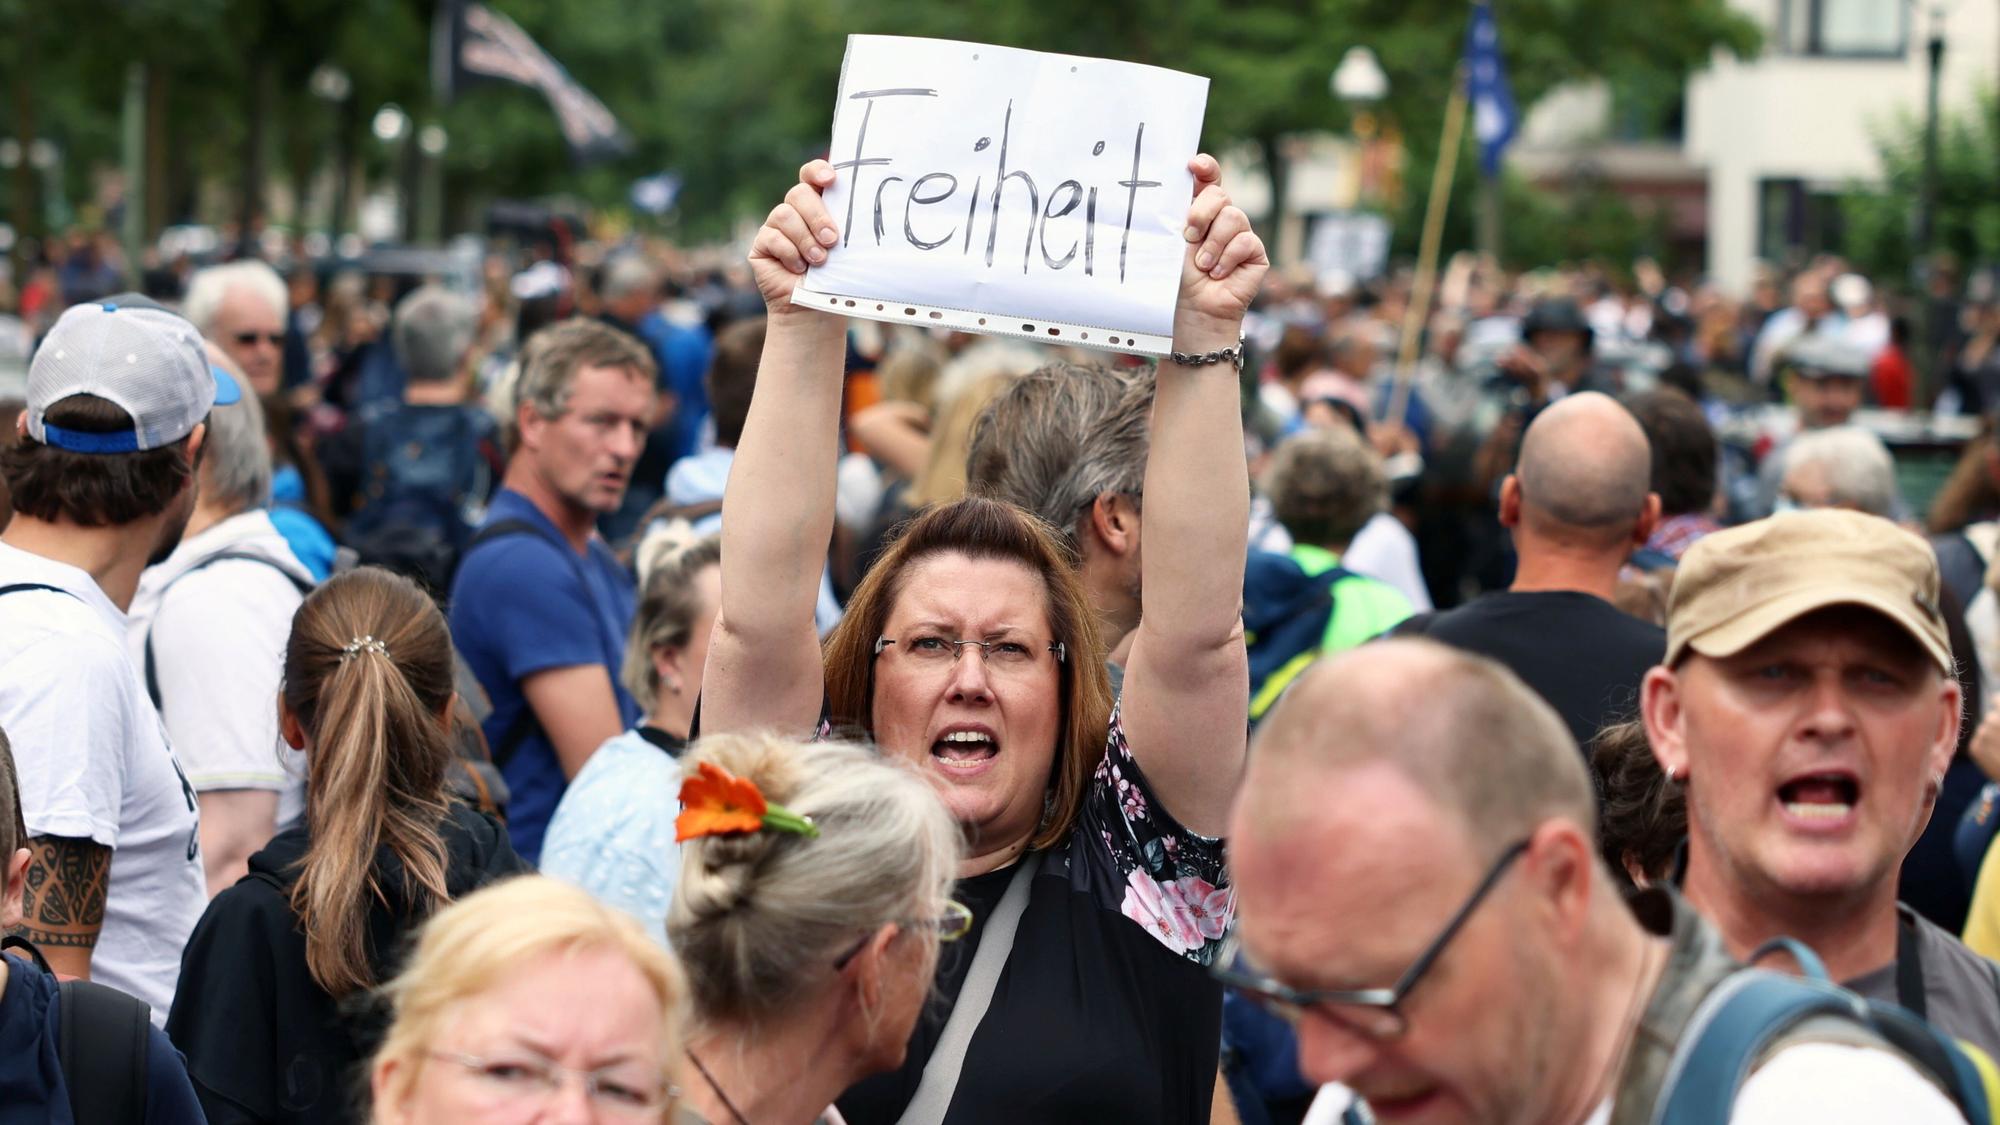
left=1463, top=0, right=1519, bottom=178
left=435, top=0, right=632, bottom=165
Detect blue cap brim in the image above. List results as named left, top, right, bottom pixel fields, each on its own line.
left=211, top=365, right=243, bottom=406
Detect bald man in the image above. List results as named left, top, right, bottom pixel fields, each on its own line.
left=1396, top=392, right=1664, bottom=748
left=1229, top=641, right=1972, bottom=1124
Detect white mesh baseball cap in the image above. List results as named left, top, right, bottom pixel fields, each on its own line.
left=26, top=297, right=242, bottom=454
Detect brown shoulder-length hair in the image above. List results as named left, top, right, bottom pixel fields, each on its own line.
left=823, top=496, right=1112, bottom=851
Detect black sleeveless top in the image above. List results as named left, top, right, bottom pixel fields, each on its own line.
left=838, top=705, right=1231, bottom=1124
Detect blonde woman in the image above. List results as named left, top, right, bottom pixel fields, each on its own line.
left=543, top=529, right=723, bottom=938
left=669, top=733, right=964, bottom=1125
left=370, top=876, right=688, bottom=1123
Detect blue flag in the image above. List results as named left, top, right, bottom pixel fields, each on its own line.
left=1464, top=0, right=1519, bottom=178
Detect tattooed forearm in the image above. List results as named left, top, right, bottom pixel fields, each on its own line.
left=18, top=835, right=109, bottom=950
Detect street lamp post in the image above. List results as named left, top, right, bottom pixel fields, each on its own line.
left=372, top=104, right=411, bottom=243
left=1332, top=46, right=1390, bottom=206
left=1332, top=46, right=1389, bottom=111
left=310, top=65, right=352, bottom=240
left=1916, top=2, right=1945, bottom=407
left=417, top=124, right=448, bottom=245
left=28, top=139, right=65, bottom=234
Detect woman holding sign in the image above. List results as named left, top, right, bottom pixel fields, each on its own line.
left=703, top=153, right=1263, bottom=1124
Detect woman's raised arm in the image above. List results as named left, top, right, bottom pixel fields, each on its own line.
left=1122, top=155, right=1267, bottom=837
left=703, top=162, right=850, bottom=738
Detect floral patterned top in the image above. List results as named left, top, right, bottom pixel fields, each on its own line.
left=839, top=703, right=1233, bottom=1125
left=1092, top=705, right=1234, bottom=962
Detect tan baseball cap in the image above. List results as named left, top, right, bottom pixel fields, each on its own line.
left=1664, top=509, right=1951, bottom=673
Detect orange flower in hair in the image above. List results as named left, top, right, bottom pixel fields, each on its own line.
left=676, top=761, right=819, bottom=842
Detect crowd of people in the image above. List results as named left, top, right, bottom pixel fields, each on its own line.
left=4, top=145, right=2000, bottom=1125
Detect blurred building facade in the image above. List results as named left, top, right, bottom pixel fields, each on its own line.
left=1686, top=0, right=2000, bottom=294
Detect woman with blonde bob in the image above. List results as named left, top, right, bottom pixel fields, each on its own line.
left=370, top=876, right=688, bottom=1124
left=710, top=154, right=1264, bottom=1124
left=668, top=732, right=963, bottom=1125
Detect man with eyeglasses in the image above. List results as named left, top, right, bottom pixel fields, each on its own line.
left=185, top=260, right=291, bottom=397
left=1228, top=639, right=1968, bottom=1124
left=1642, top=510, right=2000, bottom=1062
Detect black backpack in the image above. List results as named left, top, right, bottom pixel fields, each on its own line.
left=347, top=405, right=496, bottom=594
left=1242, top=551, right=1354, bottom=726
left=1, top=935, right=152, bottom=1122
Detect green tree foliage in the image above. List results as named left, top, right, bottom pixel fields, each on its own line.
left=1841, top=88, right=2000, bottom=288
left=0, top=0, right=1760, bottom=249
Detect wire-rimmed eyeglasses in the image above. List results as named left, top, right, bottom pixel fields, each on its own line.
left=1209, top=838, right=1533, bottom=1040
left=872, top=634, right=1067, bottom=669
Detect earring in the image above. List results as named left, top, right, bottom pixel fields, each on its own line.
left=664, top=677, right=682, bottom=696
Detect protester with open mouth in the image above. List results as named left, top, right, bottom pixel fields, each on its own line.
left=1230, top=638, right=1974, bottom=1125
left=703, top=153, right=1264, bottom=1124
left=1642, top=508, right=2000, bottom=1059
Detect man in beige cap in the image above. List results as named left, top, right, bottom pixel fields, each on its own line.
left=1236, top=638, right=1972, bottom=1125
left=1642, top=508, right=2000, bottom=1058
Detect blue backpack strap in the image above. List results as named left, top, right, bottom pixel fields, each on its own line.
left=1655, top=968, right=1991, bottom=1125
left=1745, top=936, right=1832, bottom=981
left=1653, top=969, right=1874, bottom=1125
left=1867, top=1003, right=1996, bottom=1125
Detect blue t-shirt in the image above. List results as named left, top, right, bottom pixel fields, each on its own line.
left=449, top=488, right=640, bottom=862
left=639, top=310, right=714, bottom=462
left=268, top=465, right=336, bottom=581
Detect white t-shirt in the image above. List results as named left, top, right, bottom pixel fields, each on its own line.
left=1303, top=1041, right=1966, bottom=1124
left=126, top=511, right=311, bottom=826
left=0, top=541, right=205, bottom=1023
left=1343, top=513, right=1433, bottom=613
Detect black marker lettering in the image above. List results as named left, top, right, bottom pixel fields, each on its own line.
left=905, top=173, right=958, bottom=250
left=984, top=101, right=1039, bottom=273
left=831, top=90, right=934, bottom=248
left=1040, top=180, right=1083, bottom=270
left=872, top=176, right=905, bottom=245
left=1086, top=187, right=1097, bottom=276
left=1118, top=123, right=1162, bottom=283
left=963, top=177, right=980, bottom=255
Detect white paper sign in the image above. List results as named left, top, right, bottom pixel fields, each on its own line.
left=793, top=36, right=1209, bottom=356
